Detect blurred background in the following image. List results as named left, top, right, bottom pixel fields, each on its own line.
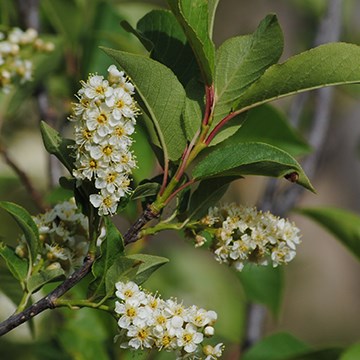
left=0, top=0, right=359, bottom=359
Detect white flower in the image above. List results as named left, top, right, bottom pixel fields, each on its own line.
left=89, top=190, right=119, bottom=216
left=197, top=203, right=301, bottom=270
left=177, top=323, right=204, bottom=353
left=203, top=343, right=224, bottom=359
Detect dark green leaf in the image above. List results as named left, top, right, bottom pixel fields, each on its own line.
left=242, top=332, right=311, bottom=360
left=27, top=267, right=65, bottom=293
left=167, top=0, right=215, bottom=84
left=238, top=264, right=283, bottom=316
left=0, top=243, right=28, bottom=282
left=102, top=47, right=187, bottom=162
left=89, top=217, right=124, bottom=299
left=235, top=43, right=360, bottom=113
left=0, top=261, right=25, bottom=305
left=298, top=207, right=360, bottom=261
left=183, top=77, right=205, bottom=141
left=40, top=121, right=75, bottom=174
left=208, top=0, right=219, bottom=37
left=0, top=202, right=39, bottom=264
left=224, top=105, right=311, bottom=157
left=45, top=186, right=73, bottom=205
left=126, top=253, right=169, bottom=285
left=134, top=9, right=199, bottom=86
left=192, top=142, right=314, bottom=192
left=291, top=348, right=344, bottom=360
left=188, top=176, right=238, bottom=220
left=213, top=14, right=283, bottom=124
left=131, top=182, right=161, bottom=200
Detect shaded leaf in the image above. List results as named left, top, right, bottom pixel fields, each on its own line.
left=105, top=256, right=140, bottom=297
left=192, top=142, right=314, bottom=192
left=167, top=0, right=215, bottom=84
left=0, top=243, right=28, bottom=282
left=40, top=121, right=75, bottom=174
left=127, top=253, right=169, bottom=285
left=131, top=182, right=161, bottom=200
left=242, top=332, right=311, bottom=360
left=0, top=202, right=39, bottom=264
left=298, top=207, right=360, bottom=261
left=224, top=105, right=311, bottom=156
left=134, top=9, right=199, bottom=86
left=291, top=348, right=344, bottom=360
left=213, top=14, right=283, bottom=124
left=27, top=267, right=65, bottom=293
left=188, top=176, right=238, bottom=220
left=89, top=217, right=124, bottom=299
left=235, top=43, right=360, bottom=113
left=102, top=47, right=187, bottom=161
left=238, top=264, right=283, bottom=316
left=0, top=261, right=25, bottom=305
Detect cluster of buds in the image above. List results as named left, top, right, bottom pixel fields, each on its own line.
left=69, top=65, right=138, bottom=216
left=15, top=199, right=89, bottom=275
left=0, top=27, right=54, bottom=92
left=195, top=203, right=301, bottom=271
left=114, top=281, right=224, bottom=359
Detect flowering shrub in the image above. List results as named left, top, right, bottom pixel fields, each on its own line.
left=0, top=1, right=360, bottom=359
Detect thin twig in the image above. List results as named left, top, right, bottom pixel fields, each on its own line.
left=0, top=145, right=47, bottom=212
left=241, top=0, right=343, bottom=351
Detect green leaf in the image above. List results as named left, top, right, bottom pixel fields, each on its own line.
left=0, top=243, right=28, bottom=282
left=192, top=142, right=314, bottom=192
left=27, top=267, right=65, bottom=293
left=105, top=256, right=140, bottom=297
left=234, top=43, right=360, bottom=113
left=242, top=332, right=311, bottom=360
left=58, top=308, right=109, bottom=360
left=340, top=342, right=360, bottom=360
left=40, top=121, right=75, bottom=174
left=298, top=207, right=360, bottom=261
left=291, top=348, right=344, bottom=360
left=224, top=105, right=311, bottom=157
left=213, top=14, right=283, bottom=124
left=208, top=0, right=219, bottom=37
left=89, top=217, right=124, bottom=299
left=0, top=264, right=24, bottom=306
left=102, top=47, right=187, bottom=162
left=167, top=0, right=215, bottom=84
left=183, top=77, right=205, bottom=141
left=0, top=202, right=39, bottom=264
left=132, top=9, right=199, bottom=86
left=131, top=182, right=161, bottom=200
left=238, top=264, right=283, bottom=316
left=188, top=176, right=238, bottom=220
left=126, top=253, right=169, bottom=285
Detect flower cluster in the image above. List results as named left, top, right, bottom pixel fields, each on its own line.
left=114, top=281, right=224, bottom=359
left=70, top=65, right=138, bottom=216
left=197, top=203, right=301, bottom=271
left=0, top=27, right=54, bottom=92
left=15, top=199, right=89, bottom=275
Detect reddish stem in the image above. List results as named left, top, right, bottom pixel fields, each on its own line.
left=202, top=84, right=215, bottom=126
left=164, top=178, right=196, bottom=206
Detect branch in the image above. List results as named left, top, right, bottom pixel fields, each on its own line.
left=241, top=0, right=343, bottom=350
left=0, top=254, right=94, bottom=336
left=0, top=145, right=47, bottom=212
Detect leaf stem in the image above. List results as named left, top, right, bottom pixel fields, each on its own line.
left=54, top=299, right=112, bottom=313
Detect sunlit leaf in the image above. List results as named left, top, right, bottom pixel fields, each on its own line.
left=102, top=47, right=187, bottom=162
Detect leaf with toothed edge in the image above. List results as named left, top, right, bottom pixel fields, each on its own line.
left=192, top=142, right=314, bottom=192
